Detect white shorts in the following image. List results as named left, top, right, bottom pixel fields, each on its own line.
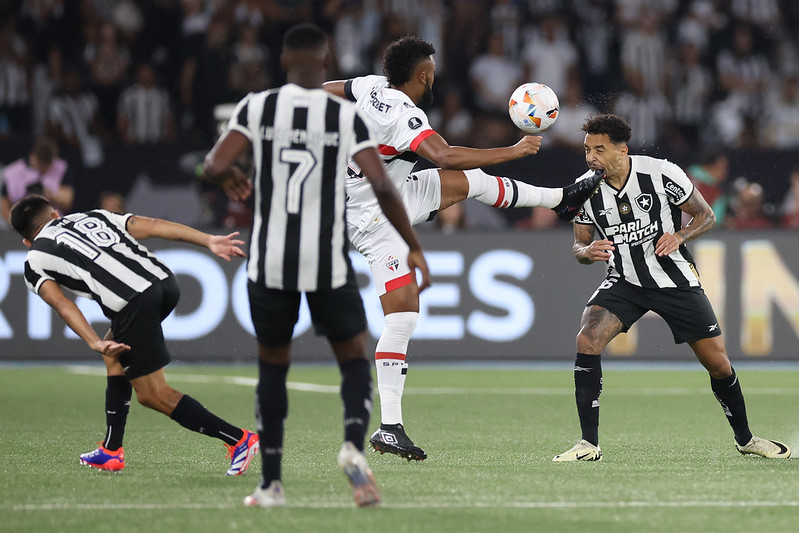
left=348, top=168, right=441, bottom=296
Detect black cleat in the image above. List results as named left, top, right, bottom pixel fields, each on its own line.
left=553, top=169, right=605, bottom=221
left=369, top=424, right=427, bottom=461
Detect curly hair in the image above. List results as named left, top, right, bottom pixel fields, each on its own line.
left=582, top=114, right=632, bottom=145
left=383, top=35, right=436, bottom=87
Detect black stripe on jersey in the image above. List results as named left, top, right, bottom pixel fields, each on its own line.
left=281, top=105, right=308, bottom=290
left=316, top=99, right=339, bottom=290
left=90, top=211, right=172, bottom=279
left=619, top=178, right=656, bottom=287
left=353, top=113, right=370, bottom=144
left=43, top=268, right=117, bottom=318
left=256, top=92, right=278, bottom=285
left=639, top=173, right=690, bottom=287
left=236, top=97, right=249, bottom=127
left=344, top=80, right=356, bottom=101
left=24, top=261, right=42, bottom=288
left=35, top=237, right=140, bottom=308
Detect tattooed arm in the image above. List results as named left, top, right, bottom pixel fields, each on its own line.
left=655, top=189, right=716, bottom=257
left=573, top=223, right=615, bottom=265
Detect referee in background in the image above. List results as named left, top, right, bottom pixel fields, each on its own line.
left=203, top=23, right=430, bottom=508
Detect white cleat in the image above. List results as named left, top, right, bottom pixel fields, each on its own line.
left=244, top=480, right=286, bottom=507
left=337, top=442, right=381, bottom=507
left=735, top=436, right=791, bottom=459
left=553, top=439, right=602, bottom=462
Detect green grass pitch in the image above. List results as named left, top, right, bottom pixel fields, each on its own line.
left=1, top=363, right=798, bottom=532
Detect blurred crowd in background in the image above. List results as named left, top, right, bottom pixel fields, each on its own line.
left=2, top=0, right=799, bottom=231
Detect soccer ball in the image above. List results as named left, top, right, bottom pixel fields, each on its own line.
left=508, top=83, right=559, bottom=134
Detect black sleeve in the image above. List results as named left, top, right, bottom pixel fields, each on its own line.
left=344, top=79, right=356, bottom=101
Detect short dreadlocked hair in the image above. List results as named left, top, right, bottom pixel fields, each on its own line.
left=383, top=35, right=436, bottom=87
left=282, top=23, right=327, bottom=52
left=582, top=114, right=632, bottom=145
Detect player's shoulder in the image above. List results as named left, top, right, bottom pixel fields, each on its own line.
left=631, top=154, right=684, bottom=174
left=351, top=74, right=388, bottom=92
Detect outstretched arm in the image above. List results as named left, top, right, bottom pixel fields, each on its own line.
left=414, top=131, right=542, bottom=170
left=353, top=146, right=431, bottom=291
left=322, top=80, right=348, bottom=98
left=38, top=280, right=130, bottom=357
left=655, top=190, right=715, bottom=257
left=125, top=216, right=246, bottom=261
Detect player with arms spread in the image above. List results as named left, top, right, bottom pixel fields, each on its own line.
left=324, top=36, right=603, bottom=460
left=10, top=195, right=260, bottom=475
left=553, top=114, right=790, bottom=462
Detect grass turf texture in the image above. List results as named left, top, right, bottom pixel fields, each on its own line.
left=1, top=364, right=798, bottom=533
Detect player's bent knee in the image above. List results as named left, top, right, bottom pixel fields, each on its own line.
left=576, top=331, right=604, bottom=355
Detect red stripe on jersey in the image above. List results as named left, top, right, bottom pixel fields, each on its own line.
left=384, top=273, right=413, bottom=292
left=491, top=176, right=505, bottom=208
left=410, top=129, right=436, bottom=151
left=378, top=144, right=400, bottom=155
left=375, top=352, right=407, bottom=361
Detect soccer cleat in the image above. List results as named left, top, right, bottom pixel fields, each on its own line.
left=553, top=169, right=605, bottom=221
left=735, top=436, right=791, bottom=459
left=338, top=442, right=381, bottom=507
left=225, top=429, right=260, bottom=476
left=552, top=439, right=602, bottom=462
left=244, top=480, right=286, bottom=508
left=369, top=423, right=427, bottom=461
left=79, top=445, right=125, bottom=472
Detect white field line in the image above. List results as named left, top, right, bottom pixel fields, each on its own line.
left=65, top=366, right=799, bottom=396
left=8, top=500, right=799, bottom=511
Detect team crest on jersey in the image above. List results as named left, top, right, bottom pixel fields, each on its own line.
left=635, top=193, right=653, bottom=212
left=619, top=202, right=632, bottom=215
left=385, top=255, right=400, bottom=271
left=408, top=117, right=422, bottom=130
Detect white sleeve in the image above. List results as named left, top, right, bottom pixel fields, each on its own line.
left=94, top=209, right=133, bottom=230
left=346, top=75, right=386, bottom=102
left=387, top=108, right=435, bottom=153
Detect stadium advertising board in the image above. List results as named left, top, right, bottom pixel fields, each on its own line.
left=1, top=231, right=798, bottom=362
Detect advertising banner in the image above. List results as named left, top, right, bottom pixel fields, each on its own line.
left=1, top=230, right=797, bottom=362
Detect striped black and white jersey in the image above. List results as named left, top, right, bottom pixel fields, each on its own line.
left=574, top=155, right=700, bottom=289
left=227, top=83, right=376, bottom=291
left=23, top=210, right=172, bottom=318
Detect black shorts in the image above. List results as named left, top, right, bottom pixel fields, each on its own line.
left=111, top=276, right=180, bottom=379
left=248, top=274, right=367, bottom=348
left=587, top=277, right=722, bottom=344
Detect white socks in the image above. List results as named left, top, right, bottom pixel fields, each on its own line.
left=464, top=168, right=562, bottom=209
left=374, top=311, right=418, bottom=425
